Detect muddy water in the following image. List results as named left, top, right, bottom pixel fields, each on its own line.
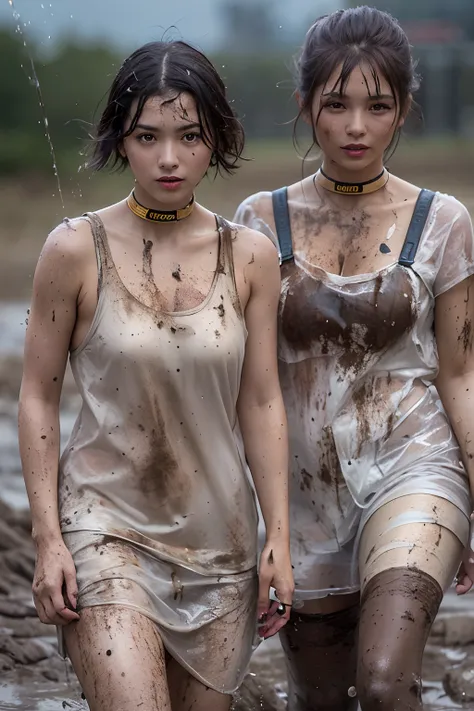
left=1, top=300, right=474, bottom=710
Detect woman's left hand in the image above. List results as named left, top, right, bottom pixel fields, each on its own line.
left=456, top=546, right=474, bottom=595
left=257, top=539, right=294, bottom=639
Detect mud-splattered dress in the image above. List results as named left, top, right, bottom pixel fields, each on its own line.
left=58, top=213, right=258, bottom=693
left=235, top=190, right=474, bottom=602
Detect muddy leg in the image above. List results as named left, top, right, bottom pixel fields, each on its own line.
left=63, top=605, right=171, bottom=711
left=356, top=495, right=464, bottom=710
left=356, top=567, right=442, bottom=711
left=279, top=600, right=359, bottom=711
left=167, top=657, right=231, bottom=711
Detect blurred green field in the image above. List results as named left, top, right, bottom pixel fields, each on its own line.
left=1, top=137, right=474, bottom=300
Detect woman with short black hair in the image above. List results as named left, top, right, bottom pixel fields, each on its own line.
left=19, top=40, right=293, bottom=711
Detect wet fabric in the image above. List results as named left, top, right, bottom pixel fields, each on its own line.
left=234, top=191, right=474, bottom=600
left=58, top=213, right=259, bottom=692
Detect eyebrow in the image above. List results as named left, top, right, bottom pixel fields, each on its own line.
left=322, top=91, right=395, bottom=101
left=134, top=122, right=201, bottom=132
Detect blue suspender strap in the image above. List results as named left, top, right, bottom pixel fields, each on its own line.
left=271, top=187, right=294, bottom=263
left=398, top=189, right=436, bottom=267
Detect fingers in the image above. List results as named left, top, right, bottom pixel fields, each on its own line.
left=63, top=567, right=78, bottom=610
left=51, top=589, right=80, bottom=623
left=259, top=600, right=291, bottom=639
left=257, top=572, right=272, bottom=621
left=456, top=573, right=473, bottom=595
left=33, top=578, right=80, bottom=625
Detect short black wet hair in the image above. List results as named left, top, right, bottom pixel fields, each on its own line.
left=88, top=40, right=245, bottom=175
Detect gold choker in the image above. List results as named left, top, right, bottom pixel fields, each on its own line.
left=315, top=168, right=389, bottom=195
left=126, top=191, right=195, bottom=222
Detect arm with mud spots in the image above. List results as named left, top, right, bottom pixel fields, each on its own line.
left=18, top=220, right=91, bottom=625
left=435, top=273, right=474, bottom=594
left=235, top=228, right=294, bottom=638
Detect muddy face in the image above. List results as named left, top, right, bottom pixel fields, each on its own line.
left=280, top=262, right=417, bottom=372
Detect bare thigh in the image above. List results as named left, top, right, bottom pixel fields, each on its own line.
left=359, top=493, right=464, bottom=592
left=63, top=604, right=171, bottom=711
left=167, top=656, right=232, bottom=711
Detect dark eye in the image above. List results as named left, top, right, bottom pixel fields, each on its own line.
left=371, top=103, right=392, bottom=112
left=137, top=133, right=155, bottom=143
left=183, top=133, right=200, bottom=143
left=325, top=101, right=344, bottom=110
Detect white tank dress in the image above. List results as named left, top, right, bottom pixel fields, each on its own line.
left=58, top=212, right=259, bottom=692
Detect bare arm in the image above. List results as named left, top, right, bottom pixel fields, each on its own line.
left=435, top=274, right=474, bottom=592
left=18, top=219, right=90, bottom=623
left=236, top=229, right=293, bottom=636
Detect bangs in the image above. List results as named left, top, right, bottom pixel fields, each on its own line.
left=319, top=50, right=399, bottom=110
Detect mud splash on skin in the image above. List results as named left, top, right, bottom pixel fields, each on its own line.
left=357, top=568, right=443, bottom=710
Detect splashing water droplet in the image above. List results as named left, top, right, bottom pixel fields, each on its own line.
left=6, top=0, right=64, bottom=208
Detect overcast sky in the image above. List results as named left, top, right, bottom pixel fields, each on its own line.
left=0, top=0, right=339, bottom=53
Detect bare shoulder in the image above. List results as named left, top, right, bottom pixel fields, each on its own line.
left=41, top=216, right=94, bottom=263
left=35, top=216, right=96, bottom=291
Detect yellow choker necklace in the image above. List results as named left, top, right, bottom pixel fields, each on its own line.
left=126, top=190, right=195, bottom=222
left=315, top=168, right=389, bottom=195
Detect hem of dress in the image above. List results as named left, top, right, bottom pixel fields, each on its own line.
left=292, top=585, right=361, bottom=603
left=57, top=599, right=245, bottom=695
left=61, top=526, right=257, bottom=579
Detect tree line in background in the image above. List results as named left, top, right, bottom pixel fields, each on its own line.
left=1, top=28, right=474, bottom=179
left=0, top=29, right=297, bottom=179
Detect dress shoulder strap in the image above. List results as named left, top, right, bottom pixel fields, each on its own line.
left=83, top=212, right=116, bottom=293
left=398, top=189, right=436, bottom=267
left=271, top=187, right=293, bottom=263
left=215, top=215, right=243, bottom=319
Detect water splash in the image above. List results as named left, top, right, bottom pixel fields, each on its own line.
left=7, top=0, right=64, bottom=208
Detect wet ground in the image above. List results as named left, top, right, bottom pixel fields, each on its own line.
left=2, top=301, right=474, bottom=710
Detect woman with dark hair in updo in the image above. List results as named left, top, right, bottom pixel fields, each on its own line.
left=235, top=7, right=474, bottom=710
left=18, top=40, right=293, bottom=711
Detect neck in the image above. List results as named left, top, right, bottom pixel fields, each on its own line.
left=321, top=159, right=385, bottom=185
